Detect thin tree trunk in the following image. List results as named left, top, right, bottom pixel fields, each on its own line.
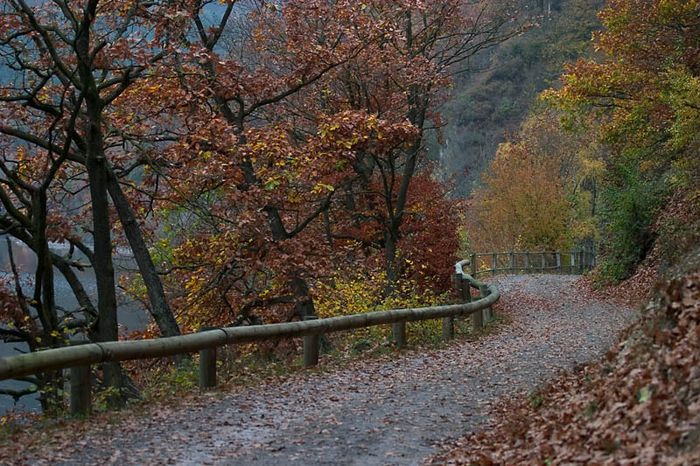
left=105, top=172, right=181, bottom=337
left=384, top=232, right=399, bottom=296
left=383, top=87, right=428, bottom=294
left=30, top=191, right=63, bottom=414
left=289, top=274, right=315, bottom=320
left=31, top=190, right=58, bottom=342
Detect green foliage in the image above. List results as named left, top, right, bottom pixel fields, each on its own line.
left=140, top=359, right=198, bottom=401
left=544, top=0, right=700, bottom=281
left=637, top=386, right=652, bottom=403
left=528, top=390, right=545, bottom=409
left=94, top=386, right=123, bottom=413
left=584, top=400, right=598, bottom=419
left=597, top=165, right=665, bottom=282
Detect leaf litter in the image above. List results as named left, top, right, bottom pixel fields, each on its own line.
left=430, top=271, right=700, bottom=465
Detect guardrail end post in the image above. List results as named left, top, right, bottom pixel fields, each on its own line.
left=452, top=272, right=461, bottom=295
left=198, top=327, right=218, bottom=390
left=392, top=322, right=407, bottom=348
left=70, top=365, right=91, bottom=417
left=303, top=315, right=320, bottom=368
left=460, top=278, right=472, bottom=303
left=442, top=317, right=454, bottom=341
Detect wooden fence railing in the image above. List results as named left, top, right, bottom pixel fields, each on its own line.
left=0, top=260, right=499, bottom=416
left=467, top=249, right=595, bottom=278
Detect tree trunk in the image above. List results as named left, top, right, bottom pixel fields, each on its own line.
left=105, top=173, right=181, bottom=338
left=85, top=146, right=122, bottom=404
left=289, top=274, right=316, bottom=320
left=382, top=86, right=428, bottom=295
left=76, top=1, right=122, bottom=404
left=384, top=232, right=399, bottom=296
left=31, top=190, right=58, bottom=342
left=31, top=191, right=63, bottom=414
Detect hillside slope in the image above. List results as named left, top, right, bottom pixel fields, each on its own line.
left=432, top=0, right=602, bottom=196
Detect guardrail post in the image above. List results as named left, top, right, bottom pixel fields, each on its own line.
left=69, top=336, right=91, bottom=416
left=492, top=253, right=498, bottom=277
left=479, top=284, right=492, bottom=323
left=541, top=252, right=546, bottom=272
left=570, top=251, right=575, bottom=273
left=469, top=280, right=484, bottom=329
left=70, top=365, right=91, bottom=416
left=556, top=252, right=561, bottom=272
left=471, top=303, right=484, bottom=329
left=470, top=253, right=477, bottom=276
left=524, top=252, right=530, bottom=271
left=442, top=316, right=454, bottom=341
left=392, top=321, right=407, bottom=348
left=198, top=328, right=217, bottom=390
left=303, top=315, right=320, bottom=367
left=509, top=251, right=515, bottom=273
left=459, top=277, right=472, bottom=303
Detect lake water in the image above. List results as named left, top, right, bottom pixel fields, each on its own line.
left=0, top=239, right=150, bottom=415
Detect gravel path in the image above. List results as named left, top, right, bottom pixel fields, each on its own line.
left=13, top=275, right=639, bottom=466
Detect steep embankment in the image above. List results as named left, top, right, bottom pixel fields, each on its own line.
left=5, top=275, right=636, bottom=465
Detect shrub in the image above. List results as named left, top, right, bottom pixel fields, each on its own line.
left=313, top=271, right=450, bottom=351
left=597, top=164, right=665, bottom=282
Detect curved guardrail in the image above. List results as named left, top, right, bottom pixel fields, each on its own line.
left=466, top=249, right=595, bottom=277
left=0, top=259, right=498, bottom=415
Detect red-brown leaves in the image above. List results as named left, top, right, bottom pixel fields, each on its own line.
left=432, top=272, right=700, bottom=465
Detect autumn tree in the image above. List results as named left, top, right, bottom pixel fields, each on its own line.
left=108, top=1, right=390, bottom=330
left=0, top=0, right=185, bottom=402
left=464, top=108, right=601, bottom=252
left=306, top=0, right=523, bottom=293
left=118, top=0, right=528, bottom=336
left=545, top=0, right=700, bottom=279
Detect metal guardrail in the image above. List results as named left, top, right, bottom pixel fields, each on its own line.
left=0, top=259, right=498, bottom=415
left=467, top=249, right=595, bottom=278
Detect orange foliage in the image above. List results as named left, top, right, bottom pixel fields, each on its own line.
left=464, top=109, right=600, bottom=252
